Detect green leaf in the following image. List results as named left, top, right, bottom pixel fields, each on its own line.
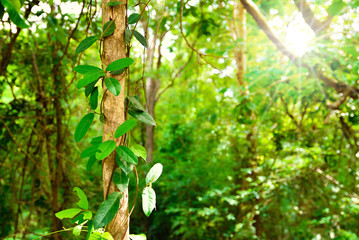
left=1, top=0, right=30, bottom=28
left=75, top=113, right=95, bottom=142
left=142, top=187, right=156, bottom=217
left=93, top=192, right=122, bottom=229
left=114, top=119, right=136, bottom=138
left=128, top=13, right=140, bottom=24
left=130, top=144, right=147, bottom=161
left=116, top=154, right=133, bottom=175
left=77, top=69, right=105, bottom=89
left=100, top=114, right=105, bottom=123
left=55, top=208, right=82, bottom=220
left=103, top=232, right=114, bottom=240
left=328, top=0, right=346, bottom=16
left=90, top=87, right=99, bottom=110
left=96, top=140, right=116, bottom=160
left=0, top=2, right=5, bottom=20
left=83, top=211, right=92, bottom=220
left=127, top=96, right=145, bottom=111
left=86, top=156, right=97, bottom=171
left=129, top=234, right=147, bottom=240
left=74, top=187, right=89, bottom=210
left=81, top=145, right=98, bottom=158
left=116, top=146, right=138, bottom=164
left=106, top=57, right=134, bottom=71
left=73, top=225, right=82, bottom=236
left=75, top=36, right=98, bottom=55
left=125, top=29, right=132, bottom=44
left=113, top=170, right=129, bottom=192
left=106, top=1, right=123, bottom=6
left=145, top=163, right=163, bottom=184
left=86, top=220, right=94, bottom=240
left=91, top=136, right=103, bottom=146
left=104, top=77, right=121, bottom=96
left=128, top=110, right=156, bottom=126
left=85, top=81, right=97, bottom=97
left=133, top=30, right=147, bottom=48
left=103, top=21, right=116, bottom=37
left=75, top=65, right=103, bottom=75
left=11, top=0, right=20, bottom=11
left=110, top=68, right=126, bottom=75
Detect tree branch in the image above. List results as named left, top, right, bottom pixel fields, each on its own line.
left=240, top=0, right=359, bottom=100
left=293, top=0, right=332, bottom=34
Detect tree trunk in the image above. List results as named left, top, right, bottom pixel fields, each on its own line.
left=145, top=78, right=160, bottom=162
left=102, top=1, right=129, bottom=239
left=230, top=0, right=246, bottom=87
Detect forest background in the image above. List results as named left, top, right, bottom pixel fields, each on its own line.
left=1, top=0, right=359, bottom=239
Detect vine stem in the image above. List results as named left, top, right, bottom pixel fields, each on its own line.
left=32, top=227, right=86, bottom=239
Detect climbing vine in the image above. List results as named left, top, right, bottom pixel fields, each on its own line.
left=50, top=1, right=162, bottom=239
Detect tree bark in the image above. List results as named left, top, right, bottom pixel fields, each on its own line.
left=145, top=78, right=160, bottom=162
left=101, top=1, right=129, bottom=239
left=230, top=0, right=246, bottom=87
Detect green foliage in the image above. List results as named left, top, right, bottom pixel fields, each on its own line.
left=117, top=145, right=138, bottom=164
left=75, top=36, right=99, bottom=55
left=55, top=208, right=82, bottom=220
left=75, top=113, right=95, bottom=142
left=103, top=21, right=116, bottom=37
left=95, top=140, right=117, bottom=160
left=142, top=187, right=156, bottom=217
left=104, top=77, right=121, bottom=96
left=128, top=13, right=140, bottom=24
left=0, top=0, right=29, bottom=28
left=130, top=144, right=147, bottom=161
left=133, top=30, right=147, bottom=48
left=115, top=119, right=137, bottom=138
left=145, top=163, right=163, bottom=184
left=93, top=192, right=122, bottom=229
left=106, top=57, right=134, bottom=71
left=77, top=69, right=105, bottom=89
left=73, top=187, right=89, bottom=209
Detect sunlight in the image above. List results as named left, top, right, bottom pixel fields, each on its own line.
left=284, top=15, right=315, bottom=57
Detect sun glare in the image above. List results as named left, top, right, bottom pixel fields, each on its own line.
left=284, top=16, right=315, bottom=57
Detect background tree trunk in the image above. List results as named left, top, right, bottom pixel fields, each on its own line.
left=101, top=1, right=129, bottom=239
